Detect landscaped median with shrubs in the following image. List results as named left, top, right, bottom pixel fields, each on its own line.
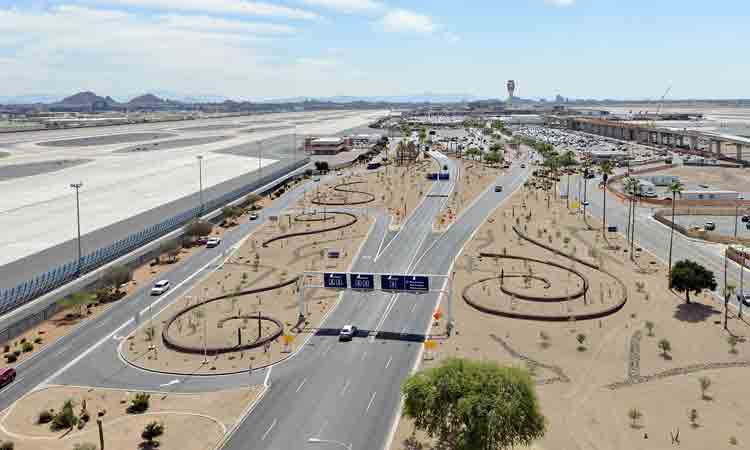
left=0, top=385, right=260, bottom=450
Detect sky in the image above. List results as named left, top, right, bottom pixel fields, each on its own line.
left=0, top=0, right=748, bottom=101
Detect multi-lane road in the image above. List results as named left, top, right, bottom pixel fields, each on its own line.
left=0, top=146, right=532, bottom=450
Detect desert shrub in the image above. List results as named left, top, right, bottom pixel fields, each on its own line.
left=21, top=342, right=33, bottom=353
left=128, top=392, right=151, bottom=414
left=12, top=350, right=20, bottom=357
left=142, top=421, right=164, bottom=445
left=34, top=337, right=43, bottom=344
left=0, top=441, right=13, bottom=450
left=37, top=410, right=53, bottom=424
left=73, top=443, right=97, bottom=450
left=51, top=399, right=78, bottom=430
left=2, top=345, right=9, bottom=353
left=4, top=354, right=17, bottom=363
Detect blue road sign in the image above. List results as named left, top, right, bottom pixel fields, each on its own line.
left=323, top=272, right=348, bottom=289
left=404, top=275, right=430, bottom=292
left=380, top=275, right=405, bottom=291
left=350, top=273, right=375, bottom=290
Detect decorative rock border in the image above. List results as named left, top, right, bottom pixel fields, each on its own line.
left=489, top=334, right=570, bottom=385
left=608, top=361, right=750, bottom=390
left=161, top=277, right=297, bottom=356
left=262, top=211, right=357, bottom=248
left=311, top=181, right=376, bottom=206
left=294, top=212, right=334, bottom=222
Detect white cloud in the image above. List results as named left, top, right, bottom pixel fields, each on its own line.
left=79, top=0, right=321, bottom=20
left=380, top=9, right=436, bottom=34
left=544, top=0, right=576, bottom=6
left=300, top=0, right=382, bottom=13
left=159, top=14, right=296, bottom=34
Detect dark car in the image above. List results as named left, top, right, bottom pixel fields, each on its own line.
left=0, top=368, right=17, bottom=388
left=742, top=215, right=750, bottom=223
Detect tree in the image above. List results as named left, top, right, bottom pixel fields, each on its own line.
left=599, top=161, right=614, bottom=240
left=724, top=283, right=736, bottom=330
left=184, top=220, right=213, bottom=241
left=627, top=408, right=643, bottom=428
left=244, top=193, right=261, bottom=210
left=699, top=376, right=711, bottom=400
left=576, top=333, right=587, bottom=351
left=51, top=399, right=78, bottom=430
left=728, top=335, right=739, bottom=354
left=644, top=321, right=655, bottom=337
left=670, top=260, right=717, bottom=303
left=401, top=358, right=546, bottom=450
left=314, top=161, right=330, bottom=173
left=57, top=292, right=92, bottom=318
left=668, top=181, right=684, bottom=285
left=100, top=265, right=132, bottom=294
left=128, top=392, right=151, bottom=414
left=141, top=421, right=164, bottom=447
left=623, top=176, right=641, bottom=258
left=658, top=338, right=672, bottom=358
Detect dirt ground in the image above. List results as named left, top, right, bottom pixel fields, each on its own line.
left=300, top=156, right=438, bottom=228
left=0, top=385, right=260, bottom=450
left=391, top=177, right=750, bottom=450
left=121, top=210, right=373, bottom=374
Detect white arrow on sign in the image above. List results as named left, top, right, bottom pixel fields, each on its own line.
left=159, top=379, right=181, bottom=387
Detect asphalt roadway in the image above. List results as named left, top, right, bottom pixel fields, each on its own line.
left=564, top=171, right=750, bottom=303
left=0, top=153, right=532, bottom=450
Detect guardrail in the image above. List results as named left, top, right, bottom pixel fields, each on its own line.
left=0, top=157, right=310, bottom=316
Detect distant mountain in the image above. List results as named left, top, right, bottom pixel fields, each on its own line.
left=146, top=90, right=229, bottom=104
left=54, top=91, right=121, bottom=109
left=128, top=93, right=167, bottom=106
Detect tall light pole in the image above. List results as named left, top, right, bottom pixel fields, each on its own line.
left=196, top=155, right=204, bottom=216
left=70, top=182, right=83, bottom=276
left=258, top=139, right=264, bottom=180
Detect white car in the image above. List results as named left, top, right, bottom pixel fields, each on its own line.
left=249, top=213, right=259, bottom=221
left=206, top=237, right=221, bottom=248
left=151, top=280, right=170, bottom=295
left=339, top=325, right=357, bottom=341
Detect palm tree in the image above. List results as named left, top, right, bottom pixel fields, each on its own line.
left=623, top=177, right=641, bottom=260
left=599, top=161, right=614, bottom=240
left=667, top=180, right=684, bottom=286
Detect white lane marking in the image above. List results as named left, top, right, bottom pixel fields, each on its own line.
left=261, top=419, right=277, bottom=441
left=340, top=379, right=351, bottom=396
left=321, top=344, right=332, bottom=357
left=42, top=249, right=228, bottom=385
left=366, top=392, right=377, bottom=413
left=410, top=303, right=417, bottom=313
left=295, top=378, right=307, bottom=393
left=264, top=366, right=273, bottom=387
left=385, top=356, right=392, bottom=369
left=159, top=379, right=180, bottom=387
left=361, top=351, right=367, bottom=361
left=316, top=420, right=328, bottom=438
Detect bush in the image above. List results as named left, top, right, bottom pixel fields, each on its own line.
left=128, top=392, right=151, bottom=414
left=51, top=399, right=78, bottom=431
left=21, top=342, right=33, bottom=353
left=2, top=345, right=9, bottom=353
left=100, top=265, right=132, bottom=292
left=0, top=441, right=13, bottom=450
left=4, top=354, right=17, bottom=363
left=141, top=421, right=164, bottom=445
left=34, top=337, right=43, bottom=344
left=73, top=443, right=97, bottom=450
left=37, top=410, right=53, bottom=424
left=184, top=220, right=213, bottom=239
left=12, top=350, right=20, bottom=357
left=73, top=442, right=99, bottom=450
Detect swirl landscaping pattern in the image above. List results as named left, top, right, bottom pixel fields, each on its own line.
left=461, top=227, right=628, bottom=322
left=311, top=181, right=376, bottom=206
left=262, top=211, right=358, bottom=248
left=160, top=277, right=297, bottom=356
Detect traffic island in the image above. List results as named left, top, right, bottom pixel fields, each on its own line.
left=120, top=209, right=373, bottom=375
left=391, top=172, right=750, bottom=450
left=0, top=385, right=260, bottom=450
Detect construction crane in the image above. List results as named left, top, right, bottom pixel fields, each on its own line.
left=647, top=85, right=672, bottom=129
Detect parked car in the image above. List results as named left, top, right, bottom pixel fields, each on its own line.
left=0, top=368, right=16, bottom=388
left=520, top=163, right=526, bottom=168
left=738, top=293, right=750, bottom=307
left=494, top=185, right=503, bottom=192
left=704, top=222, right=716, bottom=231
left=151, top=280, right=170, bottom=295
left=206, top=237, right=221, bottom=248
left=742, top=215, right=750, bottom=223
left=249, top=213, right=259, bottom=220
left=339, top=325, right=357, bottom=341
left=196, top=236, right=209, bottom=245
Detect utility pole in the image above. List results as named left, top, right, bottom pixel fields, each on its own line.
left=70, top=182, right=84, bottom=276
left=196, top=155, right=204, bottom=216
left=259, top=139, right=264, bottom=180
left=97, top=418, right=104, bottom=450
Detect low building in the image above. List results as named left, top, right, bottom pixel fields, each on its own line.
left=304, top=137, right=348, bottom=155
left=588, top=150, right=628, bottom=163
left=349, top=134, right=382, bottom=148
left=680, top=190, right=740, bottom=201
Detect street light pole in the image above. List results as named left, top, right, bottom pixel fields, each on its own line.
left=70, top=182, right=84, bottom=276
left=196, top=155, right=204, bottom=216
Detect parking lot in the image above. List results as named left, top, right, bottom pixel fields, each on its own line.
left=672, top=214, right=750, bottom=239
